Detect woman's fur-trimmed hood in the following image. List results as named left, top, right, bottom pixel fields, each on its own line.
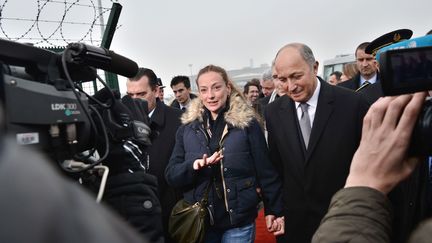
left=181, top=93, right=256, bottom=129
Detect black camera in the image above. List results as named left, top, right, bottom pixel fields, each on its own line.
left=372, top=33, right=432, bottom=155
left=0, top=38, right=150, bottom=171
left=379, top=46, right=432, bottom=96
left=0, top=67, right=92, bottom=160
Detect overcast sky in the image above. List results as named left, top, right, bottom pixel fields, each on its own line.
left=108, top=0, right=431, bottom=95
left=1, top=0, right=431, bottom=96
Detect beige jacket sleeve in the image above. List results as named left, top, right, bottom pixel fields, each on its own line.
left=312, top=187, right=393, bottom=243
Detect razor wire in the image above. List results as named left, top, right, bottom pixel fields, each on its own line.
left=0, top=0, right=118, bottom=47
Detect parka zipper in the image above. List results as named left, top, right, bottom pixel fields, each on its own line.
left=219, top=125, right=230, bottom=216
left=220, top=154, right=229, bottom=212
left=199, top=124, right=232, bottom=220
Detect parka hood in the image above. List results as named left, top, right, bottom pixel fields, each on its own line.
left=180, top=93, right=256, bottom=129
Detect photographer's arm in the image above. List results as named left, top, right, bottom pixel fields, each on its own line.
left=312, top=93, right=426, bottom=243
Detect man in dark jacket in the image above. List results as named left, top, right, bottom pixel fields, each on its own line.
left=259, top=67, right=286, bottom=117
left=260, top=69, right=275, bottom=98
left=312, top=92, right=429, bottom=243
left=266, top=43, right=369, bottom=243
left=338, top=42, right=383, bottom=104
left=127, top=68, right=183, bottom=243
left=169, top=75, right=197, bottom=111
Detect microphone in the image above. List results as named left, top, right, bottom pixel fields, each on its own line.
left=66, top=43, right=139, bottom=78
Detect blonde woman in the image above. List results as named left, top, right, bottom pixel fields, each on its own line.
left=166, top=65, right=284, bottom=242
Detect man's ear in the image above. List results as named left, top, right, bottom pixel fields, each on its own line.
left=313, top=61, right=319, bottom=75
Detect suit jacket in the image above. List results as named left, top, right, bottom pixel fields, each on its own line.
left=147, top=100, right=182, bottom=242
left=339, top=73, right=383, bottom=104
left=358, top=82, right=384, bottom=105
left=338, top=73, right=361, bottom=90
left=258, top=95, right=271, bottom=116
left=259, top=94, right=281, bottom=118
left=265, top=80, right=369, bottom=243
left=259, top=95, right=271, bottom=106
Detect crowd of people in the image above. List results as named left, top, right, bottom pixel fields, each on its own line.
left=2, top=38, right=432, bottom=243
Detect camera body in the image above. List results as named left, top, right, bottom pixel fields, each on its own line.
left=0, top=38, right=142, bottom=165
left=380, top=46, right=432, bottom=96
left=0, top=70, right=92, bottom=160
left=375, top=34, right=432, bottom=155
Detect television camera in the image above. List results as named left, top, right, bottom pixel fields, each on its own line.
left=0, top=38, right=151, bottom=178
left=366, top=29, right=432, bottom=155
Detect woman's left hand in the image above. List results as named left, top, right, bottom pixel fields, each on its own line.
left=192, top=151, right=223, bottom=170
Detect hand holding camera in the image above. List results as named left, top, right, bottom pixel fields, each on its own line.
left=92, top=88, right=152, bottom=174
left=345, top=92, right=426, bottom=194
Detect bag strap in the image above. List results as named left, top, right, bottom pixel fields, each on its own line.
left=200, top=179, right=213, bottom=205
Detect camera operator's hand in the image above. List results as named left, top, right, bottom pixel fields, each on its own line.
left=105, top=139, right=149, bottom=174
left=92, top=88, right=151, bottom=146
left=345, top=92, right=426, bottom=195
left=91, top=88, right=152, bottom=174
left=120, top=95, right=152, bottom=146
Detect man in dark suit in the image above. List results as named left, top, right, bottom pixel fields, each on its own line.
left=169, top=75, right=197, bottom=111
left=156, top=77, right=165, bottom=103
left=127, top=68, right=182, bottom=243
left=260, top=69, right=275, bottom=98
left=259, top=67, right=287, bottom=116
left=339, top=42, right=383, bottom=104
left=265, top=43, right=369, bottom=243
left=259, top=69, right=275, bottom=112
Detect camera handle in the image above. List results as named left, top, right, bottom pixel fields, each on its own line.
left=63, top=160, right=110, bottom=203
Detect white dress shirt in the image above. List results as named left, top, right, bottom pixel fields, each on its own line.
left=295, top=78, right=321, bottom=128
left=360, top=73, right=377, bottom=86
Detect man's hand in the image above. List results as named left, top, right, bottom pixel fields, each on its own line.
left=265, top=215, right=285, bottom=236
left=345, top=92, right=426, bottom=194
left=192, top=151, right=223, bottom=170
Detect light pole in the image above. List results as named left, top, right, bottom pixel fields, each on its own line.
left=188, top=64, right=193, bottom=77
left=188, top=64, right=196, bottom=90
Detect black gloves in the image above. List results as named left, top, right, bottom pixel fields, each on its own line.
left=120, top=95, right=152, bottom=146
left=91, top=88, right=152, bottom=174
left=90, top=88, right=164, bottom=242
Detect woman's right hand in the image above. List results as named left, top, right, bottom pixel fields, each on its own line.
left=193, top=151, right=223, bottom=170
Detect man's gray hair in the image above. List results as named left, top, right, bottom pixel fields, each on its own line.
left=276, top=43, right=316, bottom=68
left=262, top=68, right=273, bottom=81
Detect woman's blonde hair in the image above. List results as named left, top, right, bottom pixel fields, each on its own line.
left=342, top=63, right=359, bottom=80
